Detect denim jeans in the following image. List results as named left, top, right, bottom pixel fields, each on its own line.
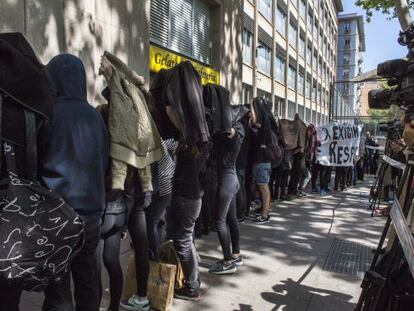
left=215, top=168, right=240, bottom=260
left=169, top=195, right=202, bottom=292
left=43, top=221, right=101, bottom=311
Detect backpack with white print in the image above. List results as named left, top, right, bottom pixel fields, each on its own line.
left=0, top=95, right=84, bottom=291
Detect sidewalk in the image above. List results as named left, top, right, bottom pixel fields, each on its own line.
left=21, top=179, right=385, bottom=311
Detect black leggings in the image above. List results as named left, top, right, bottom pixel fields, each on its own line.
left=215, top=169, right=240, bottom=261
left=97, top=212, right=125, bottom=311
left=128, top=201, right=149, bottom=297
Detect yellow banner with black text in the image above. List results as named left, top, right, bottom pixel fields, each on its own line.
left=149, top=45, right=220, bottom=85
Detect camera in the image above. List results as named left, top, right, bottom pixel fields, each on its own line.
left=368, top=23, right=414, bottom=110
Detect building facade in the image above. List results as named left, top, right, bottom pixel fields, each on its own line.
left=336, top=13, right=366, bottom=115
left=358, top=81, right=380, bottom=116
left=1, top=0, right=243, bottom=105
left=242, top=0, right=343, bottom=125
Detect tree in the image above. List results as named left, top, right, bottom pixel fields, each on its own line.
left=356, top=0, right=412, bottom=29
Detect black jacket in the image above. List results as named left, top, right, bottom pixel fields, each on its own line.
left=40, top=54, right=109, bottom=223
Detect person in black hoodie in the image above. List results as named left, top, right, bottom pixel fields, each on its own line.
left=40, top=54, right=108, bottom=311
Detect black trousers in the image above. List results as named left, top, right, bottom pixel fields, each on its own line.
left=0, top=283, right=22, bottom=311
left=320, top=166, right=332, bottom=190
left=288, top=152, right=304, bottom=195
left=128, top=201, right=149, bottom=297
left=43, top=221, right=101, bottom=311
left=198, top=167, right=217, bottom=233
left=235, top=169, right=246, bottom=218
left=215, top=169, right=240, bottom=261
left=96, top=210, right=126, bottom=311
left=146, top=193, right=172, bottom=261
left=335, top=167, right=347, bottom=190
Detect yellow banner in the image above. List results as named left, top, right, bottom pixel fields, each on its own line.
left=149, top=45, right=220, bottom=85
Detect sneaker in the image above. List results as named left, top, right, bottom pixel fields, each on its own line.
left=209, top=260, right=237, bottom=275
left=232, top=256, right=244, bottom=266
left=280, top=195, right=291, bottom=201
left=253, top=215, right=270, bottom=224
left=237, top=217, right=246, bottom=223
left=320, top=190, right=327, bottom=196
left=174, top=287, right=201, bottom=301
left=311, top=187, right=320, bottom=193
left=120, top=295, right=150, bottom=311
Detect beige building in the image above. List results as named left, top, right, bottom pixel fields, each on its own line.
left=358, top=81, right=380, bottom=116
left=1, top=0, right=243, bottom=105
left=242, top=0, right=343, bottom=124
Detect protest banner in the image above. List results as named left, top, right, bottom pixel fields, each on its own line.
left=316, top=122, right=363, bottom=166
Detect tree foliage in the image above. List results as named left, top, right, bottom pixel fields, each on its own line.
left=355, top=0, right=414, bottom=22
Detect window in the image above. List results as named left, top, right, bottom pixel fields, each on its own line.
left=343, top=53, right=350, bottom=65
left=312, top=80, right=317, bottom=102
left=288, top=100, right=296, bottom=119
left=318, top=84, right=322, bottom=104
left=258, top=42, right=271, bottom=75
left=344, top=22, right=351, bottom=34
left=298, top=71, right=305, bottom=94
left=276, top=7, right=287, bottom=36
left=344, top=39, right=350, bottom=48
left=313, top=50, right=317, bottom=71
left=318, top=59, right=322, bottom=76
left=242, top=29, right=253, bottom=65
left=306, top=107, right=311, bottom=123
left=319, top=31, right=323, bottom=48
left=288, top=64, right=297, bottom=89
left=288, top=21, right=297, bottom=47
left=298, top=105, right=304, bottom=119
left=259, top=0, right=272, bottom=20
left=306, top=44, right=312, bottom=65
left=150, top=0, right=211, bottom=64
left=342, top=69, right=349, bottom=79
left=305, top=76, right=311, bottom=98
left=300, top=0, right=306, bottom=17
left=242, top=84, right=253, bottom=106
left=275, top=96, right=286, bottom=118
left=275, top=51, right=286, bottom=83
left=291, top=0, right=297, bottom=8
left=307, top=10, right=313, bottom=32
left=313, top=19, right=318, bottom=40
left=299, top=34, right=305, bottom=57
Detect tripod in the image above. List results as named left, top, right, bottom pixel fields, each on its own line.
left=355, top=152, right=414, bottom=311
left=369, top=133, right=402, bottom=216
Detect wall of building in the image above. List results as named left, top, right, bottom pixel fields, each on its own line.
left=242, top=0, right=342, bottom=125
left=0, top=0, right=149, bottom=105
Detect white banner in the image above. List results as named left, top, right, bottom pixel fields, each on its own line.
left=316, top=123, right=363, bottom=167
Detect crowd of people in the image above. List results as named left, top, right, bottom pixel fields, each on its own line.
left=0, top=34, right=385, bottom=311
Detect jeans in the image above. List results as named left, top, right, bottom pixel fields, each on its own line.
left=215, top=169, right=240, bottom=261
left=43, top=221, right=101, bottom=311
left=235, top=169, right=246, bottom=218
left=96, top=210, right=126, bottom=311
left=128, top=201, right=149, bottom=297
left=146, top=193, right=172, bottom=261
left=320, top=166, right=332, bottom=191
left=198, top=167, right=217, bottom=233
left=169, top=195, right=202, bottom=292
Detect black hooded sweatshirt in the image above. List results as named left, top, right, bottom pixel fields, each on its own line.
left=40, top=54, right=109, bottom=223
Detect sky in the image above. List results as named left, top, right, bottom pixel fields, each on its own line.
left=341, top=1, right=409, bottom=73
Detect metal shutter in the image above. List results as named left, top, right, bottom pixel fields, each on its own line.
left=244, top=13, right=254, bottom=33
left=193, top=0, right=211, bottom=64
left=170, top=0, right=193, bottom=56
left=150, top=0, right=169, bottom=46
left=258, top=27, right=273, bottom=49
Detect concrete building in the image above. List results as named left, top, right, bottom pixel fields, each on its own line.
left=242, top=0, right=343, bottom=125
left=0, top=0, right=243, bottom=105
left=358, top=81, right=380, bottom=116
left=336, top=13, right=366, bottom=115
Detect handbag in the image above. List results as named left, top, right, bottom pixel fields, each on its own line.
left=0, top=95, right=84, bottom=291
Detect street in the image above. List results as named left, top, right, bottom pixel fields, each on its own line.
left=21, top=179, right=385, bottom=311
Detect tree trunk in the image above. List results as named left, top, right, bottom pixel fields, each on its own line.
left=394, top=0, right=412, bottom=30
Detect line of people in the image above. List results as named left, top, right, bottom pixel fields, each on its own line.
left=0, top=34, right=382, bottom=311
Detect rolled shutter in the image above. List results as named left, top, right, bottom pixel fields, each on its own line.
left=170, top=0, right=193, bottom=55
left=193, top=0, right=211, bottom=64
left=150, top=0, right=169, bottom=46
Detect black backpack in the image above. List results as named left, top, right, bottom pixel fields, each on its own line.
left=0, top=94, right=85, bottom=291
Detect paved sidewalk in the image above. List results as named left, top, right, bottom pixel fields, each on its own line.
left=21, top=180, right=385, bottom=311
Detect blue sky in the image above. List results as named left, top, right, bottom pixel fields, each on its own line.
left=342, top=1, right=408, bottom=72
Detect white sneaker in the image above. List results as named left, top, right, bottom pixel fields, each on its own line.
left=120, top=295, right=150, bottom=311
